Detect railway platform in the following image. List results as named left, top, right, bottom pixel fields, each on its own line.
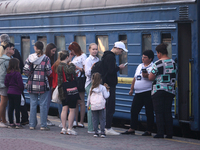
left=0, top=114, right=199, bottom=150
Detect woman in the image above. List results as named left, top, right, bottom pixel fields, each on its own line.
left=0, top=42, right=14, bottom=128
left=23, top=41, right=52, bottom=131
left=57, top=50, right=77, bottom=135
left=122, top=50, right=154, bottom=136
left=68, top=42, right=87, bottom=127
left=149, top=43, right=176, bottom=139
left=50, top=51, right=62, bottom=127
left=44, top=43, right=56, bottom=126
left=84, top=43, right=99, bottom=133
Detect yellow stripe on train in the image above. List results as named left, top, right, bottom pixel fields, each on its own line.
left=118, top=77, right=133, bottom=84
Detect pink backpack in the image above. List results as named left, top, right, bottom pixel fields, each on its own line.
left=90, top=90, right=106, bottom=111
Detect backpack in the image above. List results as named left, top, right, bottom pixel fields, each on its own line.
left=90, top=90, right=106, bottom=111
left=91, top=58, right=107, bottom=79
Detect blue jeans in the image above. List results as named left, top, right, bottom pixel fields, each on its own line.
left=29, top=91, right=49, bottom=128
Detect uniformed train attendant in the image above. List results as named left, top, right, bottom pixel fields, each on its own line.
left=122, top=50, right=154, bottom=136
left=149, top=43, right=176, bottom=139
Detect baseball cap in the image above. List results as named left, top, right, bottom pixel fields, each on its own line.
left=114, top=41, right=128, bottom=52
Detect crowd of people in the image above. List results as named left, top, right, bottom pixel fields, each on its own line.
left=0, top=33, right=176, bottom=139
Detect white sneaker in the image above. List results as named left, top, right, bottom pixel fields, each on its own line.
left=67, top=128, right=77, bottom=135
left=88, top=131, right=95, bottom=134
left=59, top=123, right=63, bottom=128
left=73, top=121, right=77, bottom=127
left=60, top=128, right=67, bottom=134
left=47, top=120, right=55, bottom=126
left=0, top=122, right=7, bottom=128
left=105, top=128, right=120, bottom=135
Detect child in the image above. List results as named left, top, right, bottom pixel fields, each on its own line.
left=84, top=43, right=99, bottom=133
left=87, top=72, right=110, bottom=138
left=4, top=58, right=24, bottom=129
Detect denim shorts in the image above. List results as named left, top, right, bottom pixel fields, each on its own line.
left=0, top=87, right=8, bottom=96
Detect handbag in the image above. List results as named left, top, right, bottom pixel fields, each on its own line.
left=76, top=70, right=86, bottom=92
left=52, top=86, right=61, bottom=104
left=62, top=67, right=80, bottom=101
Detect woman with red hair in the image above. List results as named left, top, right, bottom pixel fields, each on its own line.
left=68, top=42, right=87, bottom=127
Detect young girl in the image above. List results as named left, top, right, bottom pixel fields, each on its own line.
left=84, top=43, right=99, bottom=133
left=87, top=72, right=110, bottom=138
left=4, top=58, right=24, bottom=129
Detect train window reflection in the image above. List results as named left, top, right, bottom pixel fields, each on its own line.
left=9, top=36, right=14, bottom=44
left=162, top=33, right=172, bottom=58
left=21, top=37, right=30, bottom=63
left=55, top=36, right=65, bottom=59
left=142, top=34, right=152, bottom=52
left=75, top=36, right=86, bottom=54
left=96, top=35, right=108, bottom=60
left=37, top=36, right=47, bottom=51
left=119, top=35, right=128, bottom=75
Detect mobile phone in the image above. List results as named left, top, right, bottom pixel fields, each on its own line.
left=142, top=68, right=147, bottom=73
left=124, top=62, right=128, bottom=66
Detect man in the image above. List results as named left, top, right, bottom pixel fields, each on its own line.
left=102, top=41, right=128, bottom=135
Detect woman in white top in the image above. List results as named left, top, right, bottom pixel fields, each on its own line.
left=68, top=42, right=87, bottom=127
left=122, top=50, right=154, bottom=136
left=84, top=43, right=99, bottom=133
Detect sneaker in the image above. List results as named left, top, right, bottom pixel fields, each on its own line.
left=21, top=121, right=29, bottom=125
left=101, top=134, right=106, bottom=138
left=67, top=128, right=77, bottom=135
left=60, top=128, right=67, bottom=134
left=8, top=124, right=16, bottom=129
left=59, top=123, right=63, bottom=128
left=73, top=121, right=77, bottom=128
left=40, top=126, right=50, bottom=131
left=77, top=123, right=84, bottom=128
left=16, top=124, right=23, bottom=129
left=0, top=122, right=8, bottom=128
left=47, top=119, right=55, bottom=126
left=88, top=131, right=95, bottom=134
left=105, top=128, right=120, bottom=135
left=29, top=127, right=35, bottom=130
left=93, top=133, right=99, bottom=137
left=153, top=134, right=164, bottom=138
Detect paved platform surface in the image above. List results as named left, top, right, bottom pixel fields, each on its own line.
left=0, top=114, right=200, bottom=150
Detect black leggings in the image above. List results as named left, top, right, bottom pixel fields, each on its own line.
left=8, top=94, right=21, bottom=124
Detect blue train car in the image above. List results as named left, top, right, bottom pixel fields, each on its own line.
left=0, top=0, right=199, bottom=132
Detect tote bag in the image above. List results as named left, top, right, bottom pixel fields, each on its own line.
left=62, top=67, right=80, bottom=101
left=52, top=86, right=61, bottom=104
left=76, top=70, right=86, bottom=92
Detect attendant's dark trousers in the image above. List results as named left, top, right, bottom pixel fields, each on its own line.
left=105, top=86, right=116, bottom=129
left=152, top=90, right=174, bottom=136
left=130, top=91, right=154, bottom=132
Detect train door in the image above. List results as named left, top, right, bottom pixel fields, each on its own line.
left=178, top=23, right=192, bottom=121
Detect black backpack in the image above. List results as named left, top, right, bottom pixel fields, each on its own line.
left=91, top=58, right=106, bottom=79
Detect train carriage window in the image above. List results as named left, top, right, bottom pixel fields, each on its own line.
left=9, top=36, right=14, bottom=44
left=96, top=35, right=108, bottom=59
left=75, top=36, right=86, bottom=54
left=37, top=36, right=47, bottom=51
left=119, top=35, right=128, bottom=75
left=142, top=34, right=152, bottom=52
left=162, top=33, right=172, bottom=58
left=21, top=37, right=30, bottom=63
left=55, top=36, right=65, bottom=58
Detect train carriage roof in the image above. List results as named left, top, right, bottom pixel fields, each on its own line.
left=0, top=0, right=196, bottom=15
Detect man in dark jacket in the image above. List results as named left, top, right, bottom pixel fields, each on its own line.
left=102, top=41, right=128, bottom=135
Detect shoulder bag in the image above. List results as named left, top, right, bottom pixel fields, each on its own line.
left=62, top=67, right=80, bottom=101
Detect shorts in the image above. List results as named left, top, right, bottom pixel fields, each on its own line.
left=0, top=88, right=8, bottom=96
left=62, top=98, right=77, bottom=108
